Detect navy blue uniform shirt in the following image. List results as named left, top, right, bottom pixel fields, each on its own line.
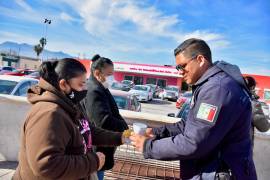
left=143, top=61, right=257, bottom=180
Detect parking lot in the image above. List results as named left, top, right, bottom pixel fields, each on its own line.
left=140, top=98, right=178, bottom=116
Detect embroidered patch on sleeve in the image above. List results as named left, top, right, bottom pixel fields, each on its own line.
left=196, top=103, right=218, bottom=123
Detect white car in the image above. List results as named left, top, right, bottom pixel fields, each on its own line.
left=259, top=100, right=270, bottom=118
left=144, top=84, right=156, bottom=98
left=129, top=85, right=153, bottom=102
left=0, top=75, right=39, bottom=97
left=159, top=85, right=179, bottom=101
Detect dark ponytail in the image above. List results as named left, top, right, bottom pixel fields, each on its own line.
left=92, top=54, right=101, bottom=62
left=39, top=58, right=86, bottom=89
left=39, top=61, right=59, bottom=88
left=244, top=76, right=256, bottom=90
left=90, top=54, right=113, bottom=74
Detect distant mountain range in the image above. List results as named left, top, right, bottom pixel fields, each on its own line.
left=0, top=41, right=73, bottom=59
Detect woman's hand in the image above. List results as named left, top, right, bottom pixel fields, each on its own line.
left=130, top=132, right=148, bottom=152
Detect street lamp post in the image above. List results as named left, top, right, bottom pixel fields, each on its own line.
left=42, top=18, right=51, bottom=61
left=44, top=18, right=51, bottom=40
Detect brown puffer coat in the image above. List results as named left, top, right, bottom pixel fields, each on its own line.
left=13, top=78, right=122, bottom=180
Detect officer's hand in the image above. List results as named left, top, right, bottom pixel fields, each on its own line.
left=130, top=132, right=148, bottom=152
left=96, top=152, right=105, bottom=170
left=145, top=128, right=155, bottom=138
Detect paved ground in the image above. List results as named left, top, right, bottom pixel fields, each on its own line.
left=140, top=98, right=178, bottom=116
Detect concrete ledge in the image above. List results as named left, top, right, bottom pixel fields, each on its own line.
left=0, top=95, right=270, bottom=179
left=119, top=109, right=179, bottom=127
left=0, top=95, right=30, bottom=161
left=0, top=95, right=178, bottom=161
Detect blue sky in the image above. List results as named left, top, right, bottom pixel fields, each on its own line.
left=0, top=0, right=269, bottom=75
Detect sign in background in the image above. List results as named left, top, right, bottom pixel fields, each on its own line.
left=114, top=62, right=181, bottom=77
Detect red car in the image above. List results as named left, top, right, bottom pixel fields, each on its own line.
left=4, top=69, right=37, bottom=76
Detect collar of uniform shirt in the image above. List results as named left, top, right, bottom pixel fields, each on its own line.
left=194, top=65, right=222, bottom=86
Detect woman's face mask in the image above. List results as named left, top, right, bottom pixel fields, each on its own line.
left=67, top=88, right=87, bottom=104
left=64, top=75, right=87, bottom=104
left=102, top=75, right=114, bottom=89
left=96, top=65, right=114, bottom=89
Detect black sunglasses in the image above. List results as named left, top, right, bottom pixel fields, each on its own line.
left=175, top=55, right=197, bottom=71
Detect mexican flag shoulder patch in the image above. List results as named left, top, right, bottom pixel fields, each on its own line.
left=196, top=103, right=218, bottom=123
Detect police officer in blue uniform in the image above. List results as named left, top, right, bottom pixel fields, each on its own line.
left=130, top=38, right=257, bottom=180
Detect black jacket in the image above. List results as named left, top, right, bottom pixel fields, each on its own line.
left=81, top=76, right=128, bottom=170
left=250, top=93, right=270, bottom=147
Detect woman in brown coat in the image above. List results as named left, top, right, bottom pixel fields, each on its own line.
left=13, top=58, right=125, bottom=180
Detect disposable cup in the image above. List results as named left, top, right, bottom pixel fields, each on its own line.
left=133, top=123, right=147, bottom=135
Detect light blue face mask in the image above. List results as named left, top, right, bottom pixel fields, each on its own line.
left=102, top=75, right=114, bottom=89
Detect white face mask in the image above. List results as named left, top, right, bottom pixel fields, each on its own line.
left=102, top=75, right=114, bottom=89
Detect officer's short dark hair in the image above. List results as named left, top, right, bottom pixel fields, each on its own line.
left=174, top=38, right=212, bottom=63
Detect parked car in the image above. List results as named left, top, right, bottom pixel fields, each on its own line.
left=176, top=91, right=192, bottom=109
left=4, top=69, right=37, bottom=76
left=145, top=84, right=162, bottom=98
left=129, top=85, right=153, bottom=102
left=24, top=71, right=40, bottom=79
left=111, top=81, right=130, bottom=91
left=159, top=85, right=179, bottom=101
left=0, top=75, right=38, bottom=96
left=121, top=80, right=134, bottom=89
left=168, top=101, right=191, bottom=121
left=0, top=66, right=17, bottom=75
left=259, top=100, right=270, bottom=117
left=110, top=89, right=141, bottom=112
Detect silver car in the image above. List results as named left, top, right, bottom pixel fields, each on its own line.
left=259, top=101, right=270, bottom=117
left=159, top=86, right=179, bottom=101
left=0, top=66, right=17, bottom=75
left=129, top=85, right=153, bottom=102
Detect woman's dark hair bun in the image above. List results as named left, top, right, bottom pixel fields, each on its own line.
left=39, top=61, right=58, bottom=78
left=39, top=61, right=59, bottom=88
left=91, top=54, right=100, bottom=62
left=39, top=59, right=86, bottom=90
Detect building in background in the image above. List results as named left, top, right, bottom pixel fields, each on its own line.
left=0, top=53, right=41, bottom=70
left=113, top=62, right=182, bottom=88
left=19, top=56, right=40, bottom=70
left=79, top=59, right=182, bottom=88
left=0, top=53, right=19, bottom=68
left=79, top=59, right=270, bottom=104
